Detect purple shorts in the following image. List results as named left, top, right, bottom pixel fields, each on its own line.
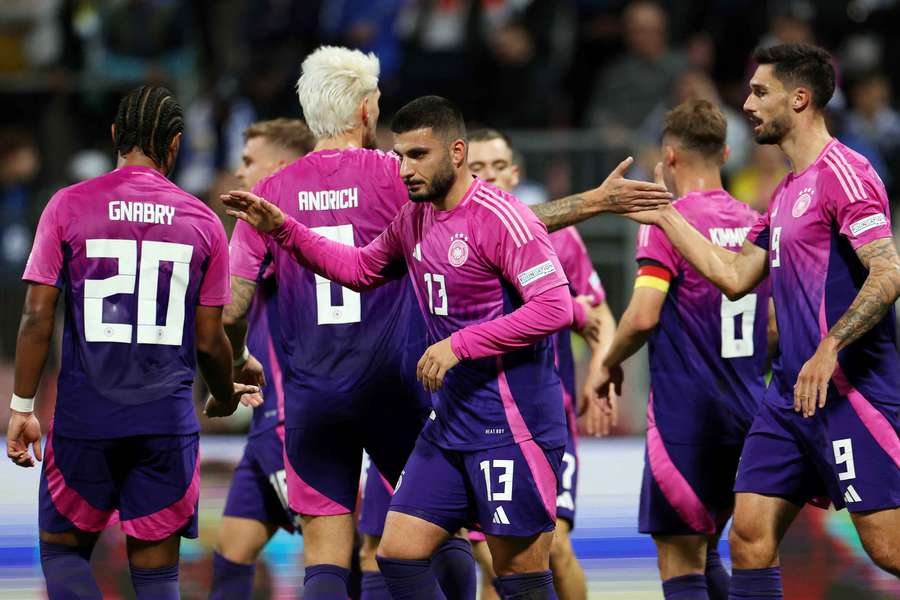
left=390, top=435, right=563, bottom=538
left=39, top=429, right=199, bottom=541
left=735, top=390, right=900, bottom=513
left=283, top=382, right=428, bottom=517
left=358, top=458, right=393, bottom=537
left=223, top=426, right=300, bottom=533
left=556, top=425, right=579, bottom=528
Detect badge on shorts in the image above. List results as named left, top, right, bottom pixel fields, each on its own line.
left=792, top=187, right=814, bottom=218
left=448, top=233, right=469, bottom=267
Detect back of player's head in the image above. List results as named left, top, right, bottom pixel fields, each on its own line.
left=753, top=43, right=835, bottom=110
left=113, top=85, right=183, bottom=168
left=391, top=95, right=466, bottom=143
left=296, top=46, right=380, bottom=139
left=244, top=118, right=316, bottom=157
left=663, top=99, right=727, bottom=161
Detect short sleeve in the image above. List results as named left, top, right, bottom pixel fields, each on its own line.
left=823, top=163, right=892, bottom=250
left=200, top=220, right=232, bottom=306
left=746, top=210, right=771, bottom=250
left=478, top=191, right=568, bottom=303
left=230, top=219, right=270, bottom=281
left=635, top=223, right=681, bottom=275
left=23, top=191, right=66, bottom=287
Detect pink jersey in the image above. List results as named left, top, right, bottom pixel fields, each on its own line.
left=23, top=165, right=230, bottom=438
left=269, top=177, right=572, bottom=450
left=747, top=139, right=899, bottom=409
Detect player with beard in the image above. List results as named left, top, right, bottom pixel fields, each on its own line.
left=223, top=46, right=670, bottom=599
left=210, top=119, right=315, bottom=599
left=222, top=95, right=650, bottom=600
left=467, top=127, right=616, bottom=600
left=610, top=44, right=900, bottom=596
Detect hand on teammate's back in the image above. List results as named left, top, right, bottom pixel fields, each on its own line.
left=222, top=191, right=285, bottom=233
left=6, top=410, right=42, bottom=467
left=204, top=382, right=262, bottom=418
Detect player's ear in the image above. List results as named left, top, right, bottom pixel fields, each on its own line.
left=451, top=139, right=467, bottom=168
left=721, top=144, right=731, bottom=166
left=664, top=144, right=676, bottom=168
left=110, top=124, right=116, bottom=144
left=166, top=132, right=182, bottom=173
left=360, top=95, right=370, bottom=128
left=792, top=86, right=812, bottom=112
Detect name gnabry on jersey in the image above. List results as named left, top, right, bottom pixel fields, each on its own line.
left=298, top=187, right=359, bottom=211
left=109, top=200, right=175, bottom=225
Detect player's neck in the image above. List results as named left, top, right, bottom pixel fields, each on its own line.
left=314, top=130, right=366, bottom=152
left=673, top=167, right=724, bottom=198
left=117, top=151, right=166, bottom=176
left=433, top=167, right=474, bottom=211
left=779, top=117, right=833, bottom=174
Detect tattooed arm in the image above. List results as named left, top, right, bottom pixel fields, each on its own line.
left=531, top=157, right=672, bottom=232
left=794, top=237, right=900, bottom=417
left=223, top=275, right=257, bottom=359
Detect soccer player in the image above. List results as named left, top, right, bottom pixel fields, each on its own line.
left=619, top=44, right=900, bottom=595
left=5, top=85, right=256, bottom=600
left=222, top=45, right=670, bottom=599
left=223, top=94, right=615, bottom=600
left=592, top=100, right=771, bottom=600
left=210, top=119, right=315, bottom=598
left=467, top=127, right=616, bottom=600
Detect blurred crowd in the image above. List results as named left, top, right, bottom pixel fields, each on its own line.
left=1, top=1, right=899, bottom=429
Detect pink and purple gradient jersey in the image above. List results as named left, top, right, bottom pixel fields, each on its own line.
left=550, top=227, right=607, bottom=427
left=229, top=148, right=424, bottom=429
left=747, top=139, right=899, bottom=408
left=23, top=165, right=231, bottom=439
left=748, top=140, right=900, bottom=406
left=637, top=190, right=770, bottom=444
left=270, top=177, right=571, bottom=450
left=244, top=268, right=286, bottom=437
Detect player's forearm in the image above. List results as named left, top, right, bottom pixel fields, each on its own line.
left=451, top=285, right=573, bottom=360
left=602, top=310, right=652, bottom=368
left=270, top=217, right=385, bottom=292
left=196, top=330, right=236, bottom=409
left=656, top=208, right=759, bottom=299
left=594, top=303, right=617, bottom=356
left=531, top=193, right=601, bottom=233
left=13, top=285, right=59, bottom=399
left=824, top=239, right=900, bottom=352
left=13, top=312, right=54, bottom=398
left=223, top=276, right=255, bottom=359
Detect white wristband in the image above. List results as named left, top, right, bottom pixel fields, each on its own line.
left=233, top=346, right=250, bottom=368
left=10, top=394, right=34, bottom=413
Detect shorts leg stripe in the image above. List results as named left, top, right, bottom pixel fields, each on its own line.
left=43, top=430, right=117, bottom=532
left=283, top=447, right=351, bottom=516
left=120, top=448, right=201, bottom=541
left=379, top=471, right=395, bottom=495
left=834, top=367, right=900, bottom=470
left=646, top=403, right=715, bottom=534
left=496, top=359, right=557, bottom=520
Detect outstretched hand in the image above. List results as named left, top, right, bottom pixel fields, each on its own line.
left=204, top=382, right=262, bottom=418
left=222, top=190, right=285, bottom=233
left=593, top=157, right=672, bottom=215
left=622, top=163, right=674, bottom=225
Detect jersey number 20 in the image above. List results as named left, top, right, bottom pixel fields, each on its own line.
left=84, top=239, right=193, bottom=346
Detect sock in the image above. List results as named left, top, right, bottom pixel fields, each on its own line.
left=130, top=564, right=179, bottom=600
left=376, top=556, right=448, bottom=600
left=361, top=571, right=392, bottom=600
left=494, top=571, right=557, bottom=600
left=729, top=567, right=783, bottom=599
left=662, top=574, right=709, bottom=599
left=705, top=549, right=730, bottom=600
left=210, top=551, right=255, bottom=599
left=40, top=540, right=102, bottom=600
left=303, top=564, right=350, bottom=599
left=431, top=538, right=477, bottom=600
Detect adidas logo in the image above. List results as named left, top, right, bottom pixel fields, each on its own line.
left=843, top=485, right=862, bottom=504
left=491, top=506, right=510, bottom=525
